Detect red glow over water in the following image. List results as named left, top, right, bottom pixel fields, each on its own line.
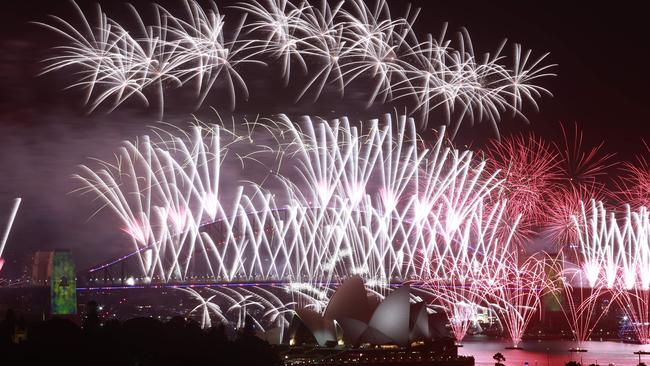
left=460, top=337, right=650, bottom=366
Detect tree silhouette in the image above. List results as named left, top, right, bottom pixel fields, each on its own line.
left=82, top=300, right=100, bottom=332
left=493, top=352, right=506, bottom=366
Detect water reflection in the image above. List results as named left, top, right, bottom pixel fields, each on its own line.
left=460, top=336, right=650, bottom=366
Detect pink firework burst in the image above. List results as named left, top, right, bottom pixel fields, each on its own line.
left=546, top=253, right=614, bottom=350
left=483, top=133, right=561, bottom=234
left=615, top=142, right=650, bottom=210
left=484, top=256, right=548, bottom=348
left=543, top=184, right=607, bottom=249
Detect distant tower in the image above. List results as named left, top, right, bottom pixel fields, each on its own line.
left=31, top=251, right=55, bottom=286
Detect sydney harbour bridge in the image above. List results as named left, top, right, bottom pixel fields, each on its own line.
left=79, top=205, right=447, bottom=290
left=71, top=117, right=514, bottom=298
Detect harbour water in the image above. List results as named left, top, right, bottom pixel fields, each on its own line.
left=460, top=337, right=650, bottom=366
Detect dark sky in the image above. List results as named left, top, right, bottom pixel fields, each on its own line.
left=0, top=0, right=648, bottom=275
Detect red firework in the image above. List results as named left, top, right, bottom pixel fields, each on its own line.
left=616, top=142, right=650, bottom=210
left=543, top=184, right=607, bottom=249
left=489, top=213, right=535, bottom=250
left=483, top=133, right=561, bottom=229
left=545, top=254, right=613, bottom=350
left=556, top=123, right=616, bottom=188
left=484, top=256, right=548, bottom=348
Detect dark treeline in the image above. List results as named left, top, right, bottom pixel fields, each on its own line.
left=0, top=303, right=282, bottom=366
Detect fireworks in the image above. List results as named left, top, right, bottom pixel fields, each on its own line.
left=77, top=113, right=514, bottom=292
left=557, top=123, right=616, bottom=188
left=177, top=287, right=227, bottom=329
left=177, top=285, right=295, bottom=332
left=0, top=198, right=22, bottom=273
left=37, top=1, right=258, bottom=115
left=74, top=113, right=650, bottom=342
left=488, top=256, right=547, bottom=348
left=574, top=200, right=631, bottom=289
left=425, top=277, right=485, bottom=344
left=482, top=125, right=618, bottom=251
left=419, top=198, right=519, bottom=344
left=418, top=204, right=547, bottom=348
left=19, top=0, right=650, bottom=348
left=546, top=253, right=613, bottom=349
left=543, top=184, right=607, bottom=248
left=39, top=0, right=554, bottom=135
left=615, top=282, right=650, bottom=344
left=483, top=133, right=560, bottom=245
left=616, top=142, right=650, bottom=211
left=552, top=200, right=650, bottom=345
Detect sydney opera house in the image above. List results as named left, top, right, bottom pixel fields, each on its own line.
left=288, top=277, right=451, bottom=349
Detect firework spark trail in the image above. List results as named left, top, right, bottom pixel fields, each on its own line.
left=287, top=1, right=349, bottom=102
left=178, top=285, right=287, bottom=331
left=573, top=200, right=629, bottom=289
left=176, top=286, right=227, bottom=328
left=485, top=256, right=547, bottom=348
left=557, top=123, right=616, bottom=188
left=483, top=133, right=560, bottom=246
left=40, top=0, right=554, bottom=135
left=78, top=113, right=514, bottom=297
left=484, top=133, right=560, bottom=223
left=37, top=1, right=260, bottom=116
left=0, top=198, right=22, bottom=273
left=603, top=205, right=650, bottom=343
left=544, top=185, right=607, bottom=248
left=545, top=253, right=614, bottom=349
left=36, top=2, right=174, bottom=114
left=478, top=126, right=616, bottom=252
left=547, top=201, right=650, bottom=346
left=536, top=123, right=615, bottom=248
left=274, top=114, right=504, bottom=284
left=74, top=123, right=243, bottom=283
left=614, top=277, right=650, bottom=344
left=176, top=284, right=329, bottom=333
left=229, top=114, right=505, bottom=287
left=397, top=33, right=554, bottom=136
left=423, top=278, right=485, bottom=345
left=616, top=142, right=650, bottom=211
left=233, top=0, right=311, bottom=84
left=556, top=270, right=611, bottom=349
left=163, top=1, right=263, bottom=110
left=418, top=198, right=519, bottom=344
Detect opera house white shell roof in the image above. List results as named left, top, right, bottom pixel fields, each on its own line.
left=289, top=277, right=448, bottom=347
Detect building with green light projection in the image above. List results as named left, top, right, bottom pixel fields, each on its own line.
left=50, top=250, right=76, bottom=315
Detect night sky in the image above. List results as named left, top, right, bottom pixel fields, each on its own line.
left=0, top=0, right=648, bottom=275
